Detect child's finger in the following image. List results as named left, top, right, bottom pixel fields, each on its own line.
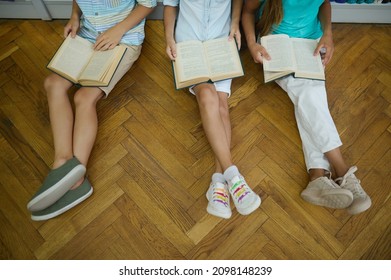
left=261, top=46, right=271, bottom=60
left=314, top=44, right=324, bottom=56
left=70, top=29, right=77, bottom=38
left=235, top=33, right=241, bottom=50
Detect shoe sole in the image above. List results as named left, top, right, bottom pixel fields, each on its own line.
left=206, top=192, right=232, bottom=219
left=27, top=165, right=86, bottom=212
left=236, top=194, right=261, bottom=215
left=347, top=196, right=372, bottom=215
left=31, top=187, right=93, bottom=221
left=207, top=204, right=232, bottom=219
left=301, top=188, right=353, bottom=209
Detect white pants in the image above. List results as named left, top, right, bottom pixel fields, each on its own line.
left=276, top=75, right=342, bottom=172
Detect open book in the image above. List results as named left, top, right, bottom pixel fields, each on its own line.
left=172, top=37, right=244, bottom=89
left=259, top=34, right=325, bottom=83
left=47, top=35, right=127, bottom=87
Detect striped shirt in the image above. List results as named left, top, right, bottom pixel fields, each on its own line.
left=77, top=0, right=157, bottom=46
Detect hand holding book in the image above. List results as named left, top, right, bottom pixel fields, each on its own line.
left=171, top=37, right=244, bottom=89
left=47, top=35, right=127, bottom=87
left=259, top=34, right=325, bottom=83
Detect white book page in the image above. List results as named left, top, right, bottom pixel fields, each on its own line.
left=50, top=35, right=94, bottom=80
left=291, top=38, right=324, bottom=75
left=79, top=48, right=117, bottom=81
left=261, top=34, right=295, bottom=72
left=175, top=41, right=209, bottom=81
left=204, top=37, right=241, bottom=76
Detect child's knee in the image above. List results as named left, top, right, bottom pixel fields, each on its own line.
left=44, top=74, right=70, bottom=93
left=73, top=88, right=103, bottom=108
left=197, top=87, right=219, bottom=109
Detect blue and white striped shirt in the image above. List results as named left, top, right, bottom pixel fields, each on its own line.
left=77, top=0, right=157, bottom=46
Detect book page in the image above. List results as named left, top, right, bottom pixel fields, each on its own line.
left=291, top=38, right=324, bottom=77
left=261, top=34, right=295, bottom=71
left=203, top=37, right=243, bottom=79
left=264, top=70, right=292, bottom=83
left=175, top=41, right=209, bottom=82
left=79, top=48, right=118, bottom=81
left=48, top=35, right=94, bottom=81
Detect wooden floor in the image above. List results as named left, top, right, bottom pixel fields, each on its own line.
left=0, top=19, right=390, bottom=260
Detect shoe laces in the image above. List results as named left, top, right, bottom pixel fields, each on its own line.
left=335, top=166, right=364, bottom=196
left=313, top=176, right=341, bottom=190
left=210, top=182, right=230, bottom=207
left=229, top=176, right=252, bottom=204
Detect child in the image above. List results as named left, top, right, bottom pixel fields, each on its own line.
left=27, top=0, right=157, bottom=221
left=241, top=0, right=371, bottom=214
left=163, top=0, right=261, bottom=219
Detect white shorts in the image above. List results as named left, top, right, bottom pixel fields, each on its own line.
left=189, top=79, right=232, bottom=97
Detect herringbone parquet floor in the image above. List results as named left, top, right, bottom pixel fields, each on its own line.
left=0, top=19, right=390, bottom=260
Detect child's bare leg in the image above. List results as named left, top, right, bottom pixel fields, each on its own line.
left=194, top=84, right=233, bottom=171
left=325, top=147, right=350, bottom=178
left=213, top=91, right=232, bottom=174
left=71, top=87, right=104, bottom=189
left=196, top=85, right=261, bottom=216
left=28, top=74, right=83, bottom=212
left=44, top=73, right=74, bottom=169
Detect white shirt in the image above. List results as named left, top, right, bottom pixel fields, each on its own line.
left=163, top=0, right=232, bottom=42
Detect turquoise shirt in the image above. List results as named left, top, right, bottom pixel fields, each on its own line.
left=259, top=0, right=324, bottom=39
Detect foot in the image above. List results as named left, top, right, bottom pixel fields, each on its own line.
left=31, top=177, right=93, bottom=221
left=335, top=166, right=371, bottom=215
left=27, top=157, right=86, bottom=211
left=227, top=175, right=261, bottom=215
left=301, top=175, right=353, bottom=209
left=206, top=181, right=231, bottom=219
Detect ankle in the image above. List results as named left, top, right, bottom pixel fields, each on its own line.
left=223, top=165, right=240, bottom=182
left=334, top=166, right=350, bottom=178
left=212, top=173, right=225, bottom=184
left=52, top=156, right=73, bottom=169
left=309, top=169, right=326, bottom=181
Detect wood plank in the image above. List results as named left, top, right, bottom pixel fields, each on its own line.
left=361, top=221, right=391, bottom=260
left=120, top=135, right=196, bottom=211
left=0, top=42, right=19, bottom=62
left=0, top=211, right=36, bottom=259
left=122, top=115, right=197, bottom=188
left=50, top=204, right=122, bottom=260
left=73, top=226, right=120, bottom=259
left=339, top=198, right=391, bottom=259
left=185, top=210, right=268, bottom=260
left=117, top=173, right=195, bottom=256
left=114, top=195, right=184, bottom=259
left=125, top=96, right=197, bottom=166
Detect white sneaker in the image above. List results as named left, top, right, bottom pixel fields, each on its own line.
left=335, top=166, right=371, bottom=215
left=301, top=175, right=353, bottom=209
left=206, top=181, right=232, bottom=219
left=227, top=175, right=261, bottom=215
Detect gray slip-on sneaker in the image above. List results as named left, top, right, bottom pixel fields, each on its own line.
left=31, top=177, right=93, bottom=221
left=27, top=157, right=86, bottom=211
